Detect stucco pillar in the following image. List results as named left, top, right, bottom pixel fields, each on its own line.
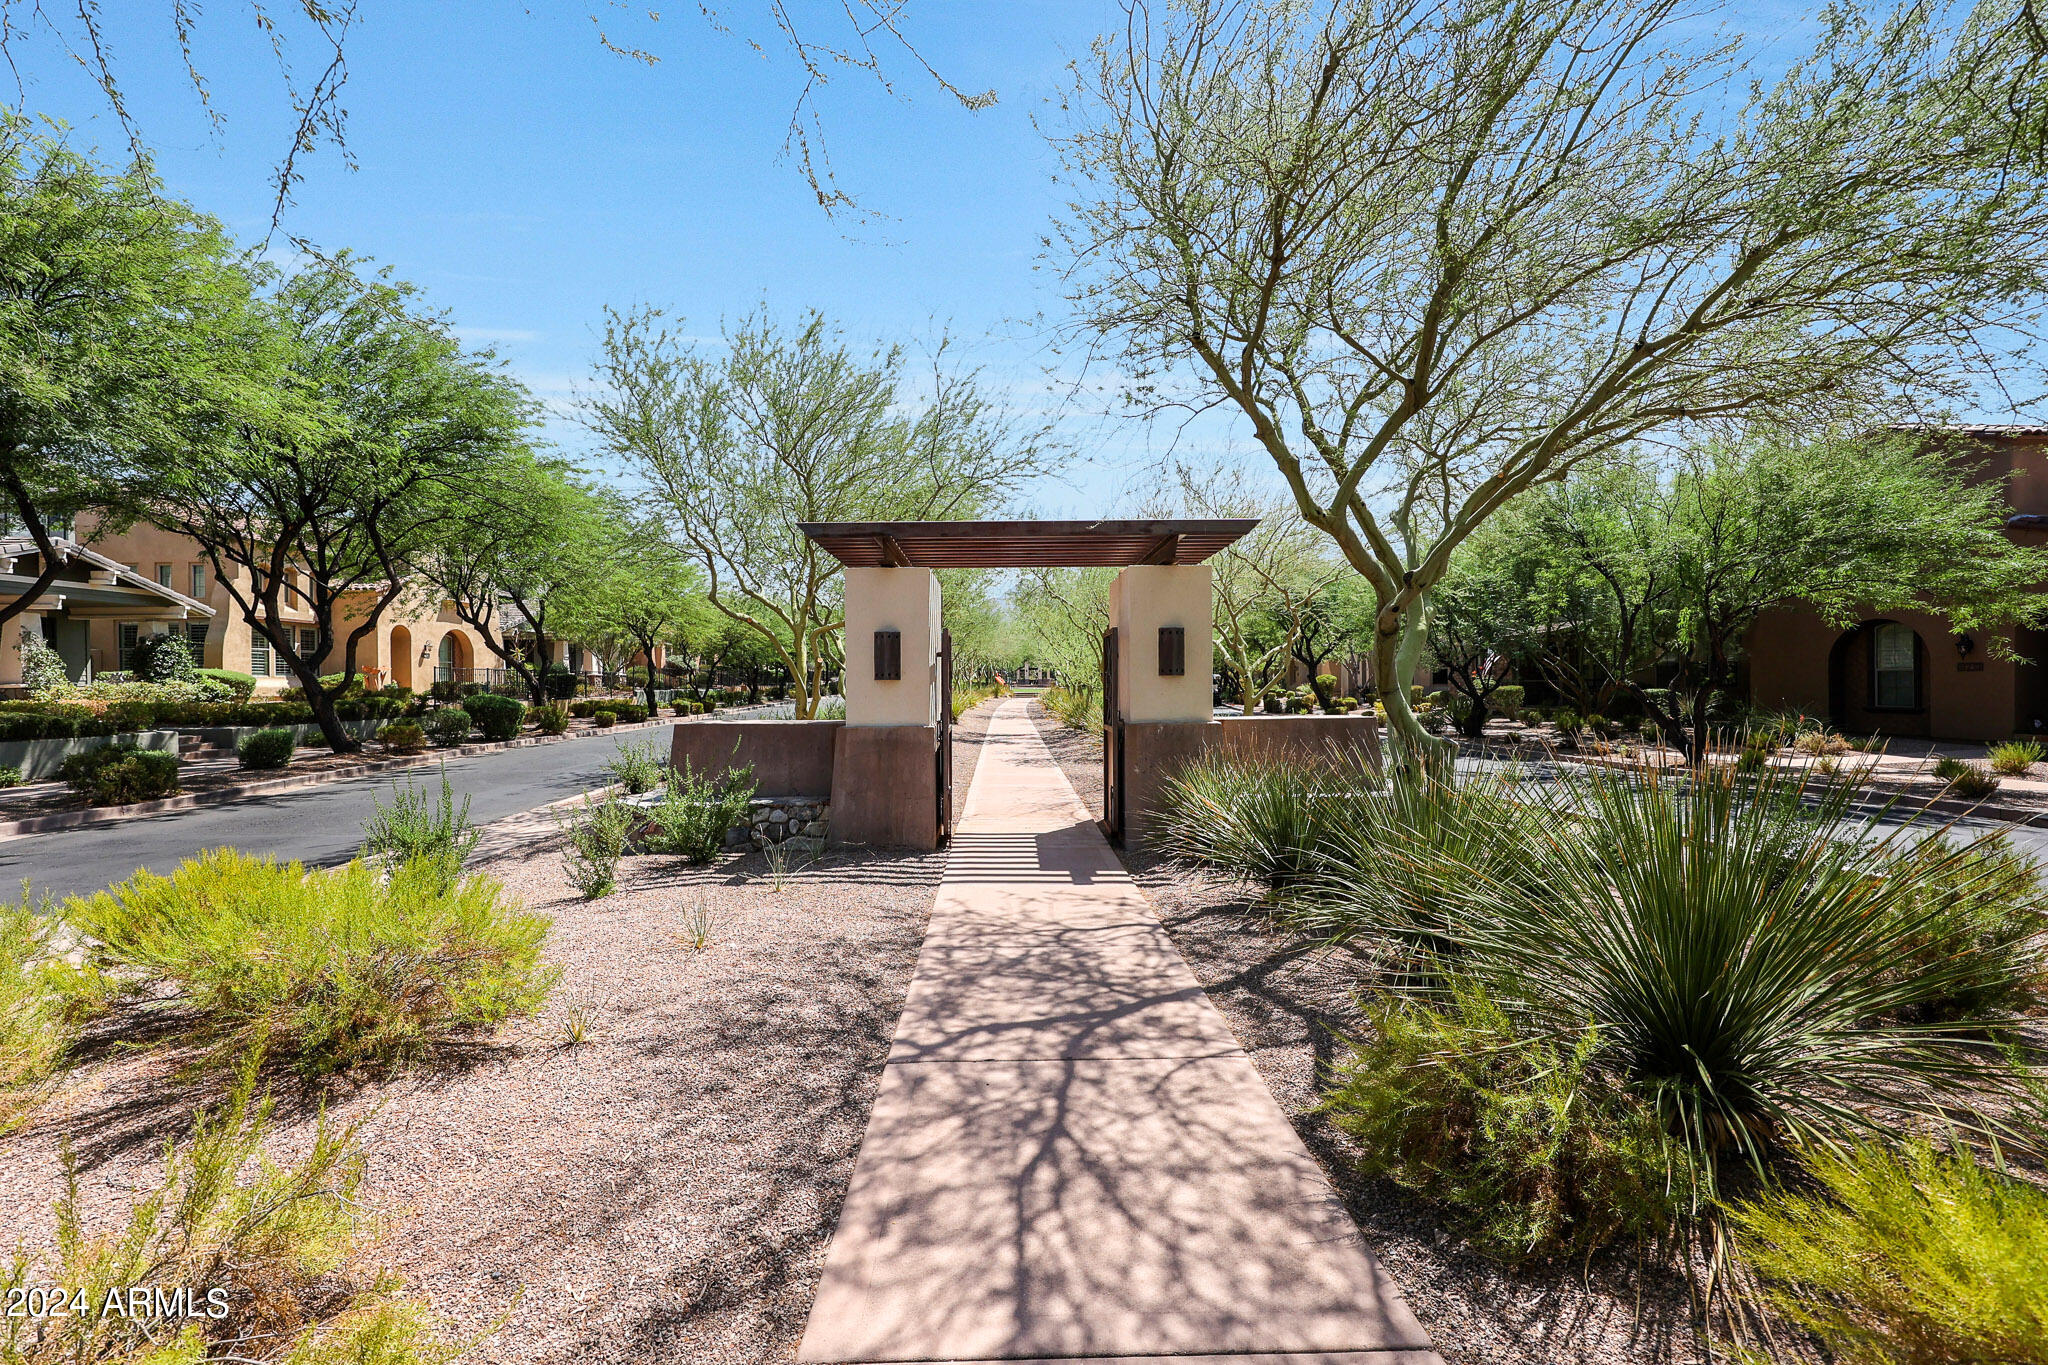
left=1109, top=565, right=1214, bottom=722
left=832, top=566, right=944, bottom=849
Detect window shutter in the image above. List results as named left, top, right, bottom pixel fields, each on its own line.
left=874, top=629, right=902, bottom=681
left=1157, top=626, right=1185, bottom=677
left=184, top=622, right=208, bottom=664
left=118, top=623, right=139, bottom=670
left=250, top=633, right=271, bottom=677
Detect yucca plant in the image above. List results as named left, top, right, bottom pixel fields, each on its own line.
left=1987, top=738, right=2044, bottom=776
left=1153, top=750, right=1370, bottom=890
left=1447, top=760, right=2040, bottom=1196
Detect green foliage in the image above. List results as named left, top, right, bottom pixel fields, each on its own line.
left=1155, top=751, right=1369, bottom=889
left=376, top=721, right=427, bottom=755
left=58, top=745, right=180, bottom=805
left=1324, top=982, right=1692, bottom=1261
left=15, top=632, right=67, bottom=691
left=530, top=703, right=570, bottom=735
left=594, top=700, right=648, bottom=723
left=1880, top=835, right=2048, bottom=1021
left=1732, top=1142, right=2048, bottom=1365
left=1987, top=739, right=2043, bottom=775
left=0, top=1052, right=462, bottom=1365
left=642, top=764, right=757, bottom=864
left=593, top=710, right=618, bottom=729
left=0, top=765, right=20, bottom=789
left=360, top=768, right=480, bottom=894
left=236, top=727, right=298, bottom=771
left=422, top=706, right=472, bottom=748
left=558, top=797, right=635, bottom=899
left=196, top=668, right=258, bottom=699
left=1041, top=684, right=1098, bottom=730
left=462, top=692, right=526, bottom=741
left=603, top=736, right=667, bottom=794
left=0, top=895, right=87, bottom=1133
left=1934, top=755, right=2000, bottom=799
left=65, top=850, right=555, bottom=1077
left=129, top=631, right=197, bottom=684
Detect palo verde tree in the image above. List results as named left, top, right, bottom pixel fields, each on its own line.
left=419, top=455, right=614, bottom=705
left=0, top=115, right=265, bottom=631
left=583, top=306, right=1056, bottom=717
left=141, top=254, right=534, bottom=751
left=555, top=510, right=712, bottom=716
left=1457, top=431, right=2048, bottom=760
left=1053, top=0, right=2048, bottom=772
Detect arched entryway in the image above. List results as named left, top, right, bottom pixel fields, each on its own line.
left=1828, top=619, right=1928, bottom=737
left=390, top=624, right=414, bottom=690
left=436, top=631, right=471, bottom=683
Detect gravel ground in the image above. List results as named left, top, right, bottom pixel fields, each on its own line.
left=2, top=785, right=956, bottom=1364
left=950, top=697, right=997, bottom=827
left=1024, top=704, right=1710, bottom=1364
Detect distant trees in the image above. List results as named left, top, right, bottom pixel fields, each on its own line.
left=1054, top=0, right=2048, bottom=773
left=583, top=307, right=1055, bottom=717
left=555, top=514, right=711, bottom=715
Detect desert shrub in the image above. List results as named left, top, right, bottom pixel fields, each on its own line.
left=670, top=699, right=692, bottom=716
left=603, top=736, right=667, bottom=794
left=0, top=1054, right=461, bottom=1364
left=130, top=630, right=198, bottom=684
left=1934, top=755, right=2000, bottom=799
left=1491, top=684, right=1525, bottom=715
left=377, top=721, right=427, bottom=755
left=1439, top=762, right=2040, bottom=1195
left=596, top=700, right=648, bottom=724
left=422, top=706, right=472, bottom=748
left=1042, top=684, right=1098, bottom=730
left=1795, top=728, right=1855, bottom=756
left=15, top=630, right=67, bottom=691
left=66, top=850, right=555, bottom=1077
left=196, top=667, right=258, bottom=699
left=593, top=710, right=618, bottom=729
left=463, top=692, right=526, bottom=741
left=58, top=745, right=180, bottom=805
left=532, top=702, right=571, bottom=735
left=643, top=763, right=757, bottom=863
left=1324, top=982, right=1692, bottom=1261
left=1155, top=751, right=1367, bottom=889
left=558, top=797, right=635, bottom=899
left=568, top=699, right=596, bottom=718
left=0, top=764, right=20, bottom=789
left=237, top=727, right=298, bottom=771
left=1550, top=708, right=1582, bottom=733
left=360, top=768, right=480, bottom=893
left=1880, top=834, right=2048, bottom=1020
left=1987, top=738, right=2043, bottom=775
left=1732, top=1141, right=2048, bottom=1365
left=0, top=896, right=85, bottom=1132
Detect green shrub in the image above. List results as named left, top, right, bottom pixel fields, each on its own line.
left=423, top=706, right=472, bottom=748
left=1155, top=751, right=1367, bottom=889
left=196, top=667, right=258, bottom=699
left=237, top=727, right=298, bottom=771
left=463, top=692, right=526, bottom=741
left=568, top=699, right=596, bottom=718
left=16, top=630, right=67, bottom=690
left=1987, top=739, right=2043, bottom=775
left=377, top=721, right=427, bottom=755
left=1880, top=834, right=2048, bottom=1021
left=66, top=849, right=556, bottom=1076
left=597, top=700, right=648, bottom=724
left=670, top=699, right=692, bottom=716
left=557, top=797, right=635, bottom=899
left=1732, top=1141, right=2048, bottom=1365
left=0, top=764, right=20, bottom=789
left=0, top=1053, right=462, bottom=1363
left=593, top=710, right=618, bottom=729
left=1934, top=755, right=2000, bottom=799
left=1, top=895, right=83, bottom=1132
left=360, top=768, right=480, bottom=893
left=603, top=736, right=667, bottom=794
left=532, top=702, right=571, bottom=735
left=1324, top=981, right=1692, bottom=1261
left=1492, top=684, right=1525, bottom=715
left=643, top=763, right=757, bottom=863
left=130, top=631, right=198, bottom=684
left=1042, top=683, right=1097, bottom=730
left=58, top=744, right=180, bottom=805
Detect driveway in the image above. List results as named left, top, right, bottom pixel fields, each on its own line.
left=0, top=728, right=652, bottom=902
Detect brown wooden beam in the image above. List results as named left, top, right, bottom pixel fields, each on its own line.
left=876, top=533, right=913, bottom=567
left=1137, top=534, right=1181, bottom=565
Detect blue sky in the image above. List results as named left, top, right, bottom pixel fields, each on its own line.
left=7, top=1, right=1161, bottom=509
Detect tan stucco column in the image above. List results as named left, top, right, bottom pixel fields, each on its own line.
left=833, top=566, right=944, bottom=848
left=1109, top=565, right=1214, bottom=722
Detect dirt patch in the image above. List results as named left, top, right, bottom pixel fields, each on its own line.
left=3, top=825, right=942, bottom=1365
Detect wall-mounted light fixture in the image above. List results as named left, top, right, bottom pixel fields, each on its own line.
left=1955, top=632, right=1977, bottom=660
left=874, top=629, right=902, bottom=681
left=1157, top=626, right=1185, bottom=677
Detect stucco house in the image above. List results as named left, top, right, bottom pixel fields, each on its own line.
left=1747, top=425, right=2048, bottom=743
left=6, top=516, right=489, bottom=694
left=0, top=534, right=217, bottom=688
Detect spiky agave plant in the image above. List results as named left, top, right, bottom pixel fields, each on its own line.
left=1450, top=759, right=2042, bottom=1194
left=1153, top=750, right=1372, bottom=890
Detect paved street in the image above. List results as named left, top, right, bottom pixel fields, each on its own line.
left=0, top=728, right=652, bottom=902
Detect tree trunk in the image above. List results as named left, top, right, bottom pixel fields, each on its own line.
left=1375, top=606, right=1451, bottom=778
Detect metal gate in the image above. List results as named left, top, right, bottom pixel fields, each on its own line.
left=1101, top=627, right=1124, bottom=841
left=937, top=628, right=953, bottom=845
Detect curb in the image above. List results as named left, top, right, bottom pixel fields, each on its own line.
left=0, top=715, right=686, bottom=842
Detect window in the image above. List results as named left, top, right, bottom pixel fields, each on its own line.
left=250, top=632, right=272, bottom=677
left=118, top=623, right=140, bottom=670
left=190, top=563, right=206, bottom=599
left=183, top=622, right=208, bottom=664
left=436, top=633, right=457, bottom=682
left=1871, top=623, right=1920, bottom=710
left=155, top=564, right=173, bottom=588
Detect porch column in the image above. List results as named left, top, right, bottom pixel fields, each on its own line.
left=1109, top=564, right=1216, bottom=844
left=831, top=566, right=944, bottom=849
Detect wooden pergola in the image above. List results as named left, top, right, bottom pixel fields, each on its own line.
left=797, top=519, right=1258, bottom=569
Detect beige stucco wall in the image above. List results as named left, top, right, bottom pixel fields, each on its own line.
left=1110, top=565, right=1214, bottom=724
left=843, top=567, right=941, bottom=727
left=1748, top=603, right=2024, bottom=743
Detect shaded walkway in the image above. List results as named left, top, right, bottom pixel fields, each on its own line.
left=800, top=699, right=1440, bottom=1364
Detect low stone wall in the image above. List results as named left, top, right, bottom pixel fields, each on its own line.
left=0, top=729, right=181, bottom=781
left=725, top=796, right=831, bottom=853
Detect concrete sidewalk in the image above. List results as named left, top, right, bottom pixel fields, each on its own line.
left=799, top=699, right=1439, bottom=1365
